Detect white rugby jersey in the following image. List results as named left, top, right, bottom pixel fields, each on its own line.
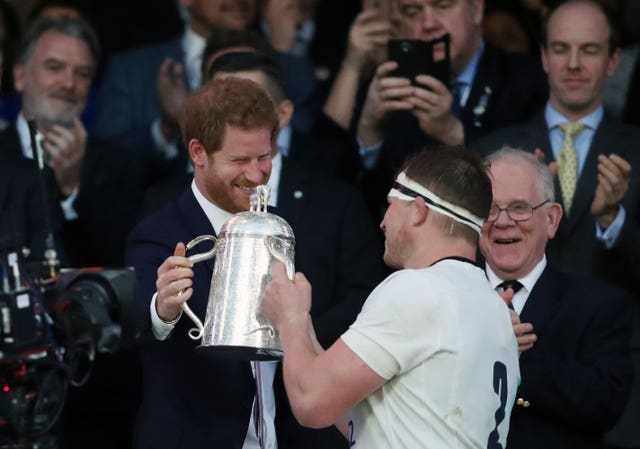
left=342, top=259, right=520, bottom=449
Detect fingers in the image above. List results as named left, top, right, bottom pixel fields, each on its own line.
left=606, top=153, right=632, bottom=175
left=414, top=74, right=448, bottom=94
left=498, top=288, right=515, bottom=306
left=517, top=333, right=537, bottom=352
left=595, top=153, right=631, bottom=205
left=42, top=121, right=86, bottom=172
left=174, top=242, right=186, bottom=258
left=156, top=243, right=193, bottom=289
left=158, top=58, right=185, bottom=87
left=155, top=243, right=194, bottom=320
left=598, top=154, right=631, bottom=186
left=512, top=320, right=536, bottom=352
left=548, top=161, right=558, bottom=178
left=532, top=148, right=559, bottom=177
left=374, top=60, right=400, bottom=77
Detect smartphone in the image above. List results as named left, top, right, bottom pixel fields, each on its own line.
left=362, top=0, right=391, bottom=21
left=387, top=35, right=450, bottom=87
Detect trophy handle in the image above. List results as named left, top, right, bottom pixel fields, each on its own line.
left=266, top=236, right=294, bottom=280
left=256, top=236, right=294, bottom=340
left=181, top=234, right=217, bottom=340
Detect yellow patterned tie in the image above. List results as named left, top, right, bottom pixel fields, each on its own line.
left=557, top=122, right=584, bottom=215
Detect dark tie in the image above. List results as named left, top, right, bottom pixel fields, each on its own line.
left=450, top=81, right=465, bottom=119
left=497, top=280, right=524, bottom=310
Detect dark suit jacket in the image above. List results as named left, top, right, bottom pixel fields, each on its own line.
left=126, top=160, right=385, bottom=448
left=362, top=43, right=549, bottom=219
left=0, top=156, right=64, bottom=263
left=0, top=124, right=146, bottom=267
left=125, top=189, right=262, bottom=449
left=506, top=267, right=633, bottom=449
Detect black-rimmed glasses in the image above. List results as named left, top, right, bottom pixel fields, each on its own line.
left=486, top=200, right=550, bottom=223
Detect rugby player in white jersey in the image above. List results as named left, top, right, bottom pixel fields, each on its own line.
left=262, top=145, right=520, bottom=449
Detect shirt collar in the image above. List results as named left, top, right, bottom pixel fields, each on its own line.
left=191, top=179, right=234, bottom=234
left=183, top=27, right=206, bottom=61
left=456, top=39, right=484, bottom=87
left=545, top=102, right=604, bottom=130
left=485, top=255, right=547, bottom=294
left=266, top=151, right=282, bottom=207
left=276, top=125, right=292, bottom=157
left=182, top=27, right=206, bottom=88
left=16, top=113, right=45, bottom=163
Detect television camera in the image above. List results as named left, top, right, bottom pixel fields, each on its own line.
left=0, top=244, right=136, bottom=447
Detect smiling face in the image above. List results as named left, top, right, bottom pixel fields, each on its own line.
left=542, top=1, right=620, bottom=120
left=14, top=30, right=93, bottom=127
left=480, top=156, right=562, bottom=279
left=193, top=124, right=273, bottom=213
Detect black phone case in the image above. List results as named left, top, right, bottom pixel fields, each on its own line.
left=387, top=35, right=450, bottom=87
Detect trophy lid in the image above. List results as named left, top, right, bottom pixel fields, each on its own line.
left=218, top=185, right=295, bottom=241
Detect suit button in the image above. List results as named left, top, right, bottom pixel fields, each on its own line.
left=516, top=398, right=524, bottom=406
left=523, top=400, right=531, bottom=408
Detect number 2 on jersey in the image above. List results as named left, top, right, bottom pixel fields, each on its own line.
left=487, top=361, right=508, bottom=449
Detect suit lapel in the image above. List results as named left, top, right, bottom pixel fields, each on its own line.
left=176, top=188, right=217, bottom=272
left=562, top=118, right=609, bottom=230
left=0, top=124, right=26, bottom=161
left=508, top=113, right=555, bottom=164
left=276, top=158, right=307, bottom=227
left=520, top=268, right=564, bottom=338
left=463, top=45, right=497, bottom=131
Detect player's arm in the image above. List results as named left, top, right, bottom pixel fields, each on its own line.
left=262, top=263, right=385, bottom=427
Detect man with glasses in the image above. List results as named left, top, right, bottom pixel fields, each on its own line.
left=480, top=146, right=632, bottom=449
left=356, top=0, right=547, bottom=219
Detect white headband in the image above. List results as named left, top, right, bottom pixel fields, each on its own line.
left=388, top=172, right=484, bottom=234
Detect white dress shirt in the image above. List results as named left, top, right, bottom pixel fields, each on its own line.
left=485, top=257, right=547, bottom=315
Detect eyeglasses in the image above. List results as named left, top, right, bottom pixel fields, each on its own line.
left=486, top=200, right=550, bottom=223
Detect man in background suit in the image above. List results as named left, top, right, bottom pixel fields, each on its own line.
left=0, top=15, right=144, bottom=267
left=0, top=16, right=144, bottom=448
left=473, top=4, right=640, bottom=444
left=356, top=0, right=548, bottom=218
left=480, top=147, right=632, bottom=449
left=0, top=43, right=64, bottom=263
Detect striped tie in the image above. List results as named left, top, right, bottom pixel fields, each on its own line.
left=557, top=122, right=584, bottom=215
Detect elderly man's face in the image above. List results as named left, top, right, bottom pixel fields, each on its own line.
left=14, top=30, right=94, bottom=127
left=480, top=157, right=561, bottom=280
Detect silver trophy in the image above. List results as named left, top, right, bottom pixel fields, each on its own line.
left=180, top=185, right=295, bottom=360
